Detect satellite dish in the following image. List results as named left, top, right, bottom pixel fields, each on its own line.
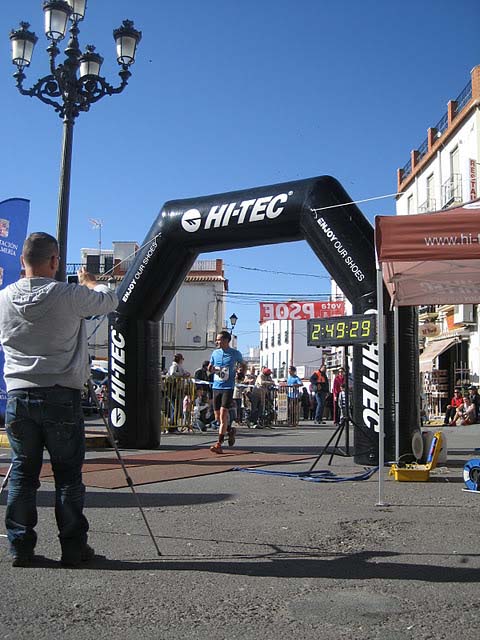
left=411, top=429, right=424, bottom=461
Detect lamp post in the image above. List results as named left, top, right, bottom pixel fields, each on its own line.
left=9, top=1, right=141, bottom=282
left=229, top=313, right=238, bottom=336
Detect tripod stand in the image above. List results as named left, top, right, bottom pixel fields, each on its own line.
left=87, top=378, right=162, bottom=556
left=309, top=346, right=351, bottom=471
left=308, top=352, right=378, bottom=471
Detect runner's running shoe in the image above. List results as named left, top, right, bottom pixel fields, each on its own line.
left=228, top=426, right=236, bottom=447
left=210, top=442, right=224, bottom=454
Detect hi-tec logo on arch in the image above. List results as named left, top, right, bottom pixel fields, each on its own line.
left=181, top=191, right=293, bottom=233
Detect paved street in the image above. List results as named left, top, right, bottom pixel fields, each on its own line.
left=1, top=421, right=479, bottom=639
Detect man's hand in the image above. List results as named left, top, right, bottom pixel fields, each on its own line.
left=77, top=267, right=97, bottom=290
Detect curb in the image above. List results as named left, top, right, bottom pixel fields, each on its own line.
left=0, top=430, right=110, bottom=450
left=85, top=433, right=111, bottom=449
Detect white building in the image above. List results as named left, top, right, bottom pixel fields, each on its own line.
left=80, top=240, right=139, bottom=279
left=161, top=259, right=228, bottom=373
left=76, top=250, right=228, bottom=374
left=396, top=65, right=479, bottom=215
left=395, top=64, right=480, bottom=413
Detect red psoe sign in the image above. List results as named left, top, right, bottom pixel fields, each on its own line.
left=259, top=300, right=345, bottom=322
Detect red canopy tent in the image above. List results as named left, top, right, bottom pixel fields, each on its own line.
left=375, top=199, right=480, bottom=306
left=373, top=198, right=480, bottom=504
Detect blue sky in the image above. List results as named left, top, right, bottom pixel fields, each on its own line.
left=1, top=0, right=478, bottom=352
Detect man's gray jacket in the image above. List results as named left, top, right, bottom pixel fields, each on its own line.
left=0, top=277, right=118, bottom=391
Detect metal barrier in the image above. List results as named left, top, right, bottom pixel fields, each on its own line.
left=245, top=385, right=300, bottom=428
left=275, top=385, right=301, bottom=427
left=161, top=376, right=196, bottom=432
left=159, top=379, right=301, bottom=431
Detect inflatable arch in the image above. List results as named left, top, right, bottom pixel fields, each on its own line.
left=108, top=175, right=419, bottom=464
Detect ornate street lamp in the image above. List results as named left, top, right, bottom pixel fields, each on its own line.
left=9, top=1, right=141, bottom=281
left=229, top=313, right=238, bottom=336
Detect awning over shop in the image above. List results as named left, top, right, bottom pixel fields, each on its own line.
left=419, top=336, right=459, bottom=372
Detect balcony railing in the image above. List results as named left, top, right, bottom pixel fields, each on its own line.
left=441, top=174, right=463, bottom=208
left=418, top=198, right=436, bottom=213
left=399, top=79, right=472, bottom=183
left=66, top=260, right=134, bottom=276
left=455, top=81, right=472, bottom=113
left=418, top=305, right=437, bottom=315
left=191, top=259, right=218, bottom=271
left=417, top=137, right=428, bottom=162
left=67, top=262, right=111, bottom=275
left=402, top=158, right=412, bottom=178
left=433, top=112, right=448, bottom=137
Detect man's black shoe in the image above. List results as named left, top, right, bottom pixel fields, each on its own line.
left=60, top=544, right=96, bottom=568
left=12, top=553, right=35, bottom=568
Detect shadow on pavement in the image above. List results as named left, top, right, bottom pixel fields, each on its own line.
left=0, top=492, right=234, bottom=509
left=79, top=548, right=480, bottom=582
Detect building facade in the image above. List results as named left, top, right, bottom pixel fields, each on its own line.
left=71, top=250, right=228, bottom=374
left=161, top=259, right=228, bottom=373
left=395, top=64, right=480, bottom=416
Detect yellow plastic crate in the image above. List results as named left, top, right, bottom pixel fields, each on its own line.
left=389, top=431, right=443, bottom=482
left=390, top=465, right=431, bottom=482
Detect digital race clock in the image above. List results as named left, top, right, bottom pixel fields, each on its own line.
left=307, top=314, right=377, bottom=346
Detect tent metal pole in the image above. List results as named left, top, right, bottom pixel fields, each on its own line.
left=394, top=304, right=400, bottom=462
left=376, top=259, right=386, bottom=506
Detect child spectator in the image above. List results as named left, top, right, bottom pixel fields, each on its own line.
left=338, top=383, right=347, bottom=424
left=182, top=394, right=192, bottom=426
left=193, top=388, right=209, bottom=431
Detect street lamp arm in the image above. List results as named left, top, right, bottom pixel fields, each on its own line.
left=13, top=70, right=64, bottom=115
left=13, top=66, right=132, bottom=118
left=77, top=68, right=131, bottom=105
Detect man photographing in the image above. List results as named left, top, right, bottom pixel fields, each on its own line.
left=0, top=232, right=118, bottom=567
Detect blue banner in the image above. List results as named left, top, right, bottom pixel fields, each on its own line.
left=0, top=198, right=30, bottom=423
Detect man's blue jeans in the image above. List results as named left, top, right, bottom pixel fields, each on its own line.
left=5, top=386, right=89, bottom=557
left=315, top=391, right=326, bottom=422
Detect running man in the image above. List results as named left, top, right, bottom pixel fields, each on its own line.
left=208, top=330, right=246, bottom=453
